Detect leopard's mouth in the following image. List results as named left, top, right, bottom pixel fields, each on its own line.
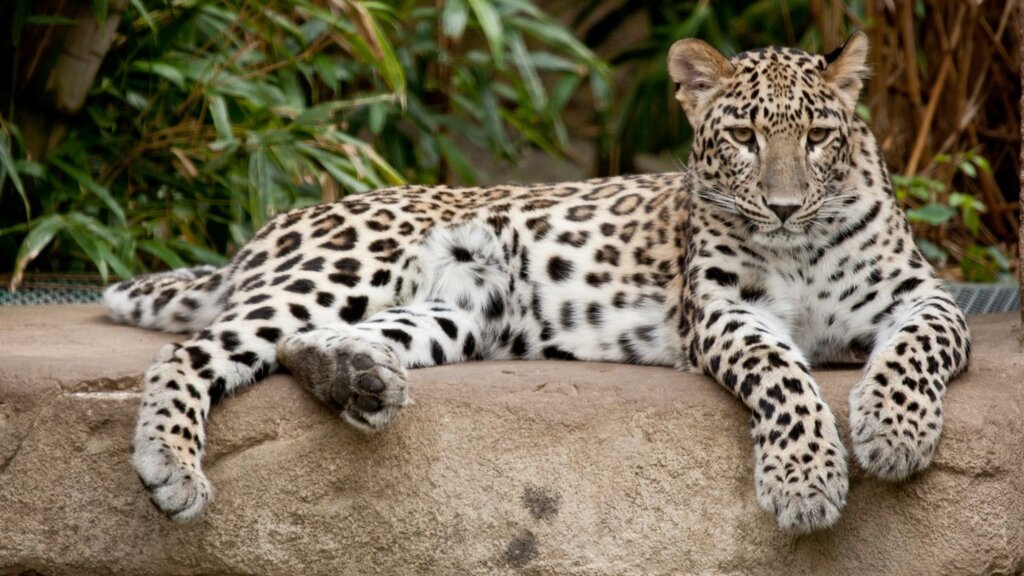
left=749, top=226, right=811, bottom=250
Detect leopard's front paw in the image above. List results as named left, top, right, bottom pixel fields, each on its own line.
left=850, top=379, right=942, bottom=480
left=279, top=329, right=409, bottom=431
left=753, top=417, right=848, bottom=533
left=132, top=435, right=212, bottom=523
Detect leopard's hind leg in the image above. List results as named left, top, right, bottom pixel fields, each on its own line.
left=131, top=277, right=374, bottom=521
left=133, top=222, right=509, bottom=521
left=279, top=223, right=513, bottom=431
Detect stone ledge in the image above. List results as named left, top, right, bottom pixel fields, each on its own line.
left=1, top=306, right=1022, bottom=575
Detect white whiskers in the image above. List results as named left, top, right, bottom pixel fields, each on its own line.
left=672, top=160, right=743, bottom=217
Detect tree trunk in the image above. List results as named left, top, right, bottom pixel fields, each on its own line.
left=4, top=0, right=128, bottom=161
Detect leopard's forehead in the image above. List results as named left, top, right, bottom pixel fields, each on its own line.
left=732, top=46, right=828, bottom=70
left=715, top=46, right=839, bottom=130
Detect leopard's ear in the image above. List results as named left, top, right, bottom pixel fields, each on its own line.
left=823, top=31, right=869, bottom=109
left=668, top=39, right=733, bottom=121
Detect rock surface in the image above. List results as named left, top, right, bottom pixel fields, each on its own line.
left=1, top=305, right=1022, bottom=575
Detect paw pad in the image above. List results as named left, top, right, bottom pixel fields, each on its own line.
left=279, top=329, right=409, bottom=431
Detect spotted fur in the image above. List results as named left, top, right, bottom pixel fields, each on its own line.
left=107, top=33, right=969, bottom=531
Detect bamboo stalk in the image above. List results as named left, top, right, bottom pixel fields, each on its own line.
left=906, top=4, right=967, bottom=175
left=900, top=0, right=923, bottom=120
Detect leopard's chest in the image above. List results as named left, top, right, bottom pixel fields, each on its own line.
left=757, top=261, right=872, bottom=365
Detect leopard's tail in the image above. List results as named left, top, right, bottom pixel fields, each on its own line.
left=103, top=265, right=230, bottom=333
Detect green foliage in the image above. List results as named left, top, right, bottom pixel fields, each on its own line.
left=1, top=0, right=607, bottom=286
left=960, top=245, right=1012, bottom=284
left=893, top=152, right=1011, bottom=283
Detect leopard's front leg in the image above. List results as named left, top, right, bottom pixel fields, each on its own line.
left=697, top=303, right=848, bottom=532
left=850, top=288, right=970, bottom=480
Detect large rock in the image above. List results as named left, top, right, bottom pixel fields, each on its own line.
left=1, top=306, right=1022, bottom=575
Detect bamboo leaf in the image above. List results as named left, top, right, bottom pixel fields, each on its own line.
left=129, top=0, right=156, bottom=32
left=508, top=30, right=546, bottom=112
left=11, top=215, right=64, bottom=290
left=248, top=149, right=272, bottom=229
left=293, top=101, right=346, bottom=125
left=51, top=158, right=127, bottom=225
left=95, top=243, right=133, bottom=279
left=365, top=13, right=406, bottom=97
left=495, top=0, right=542, bottom=18
left=332, top=132, right=406, bottom=185
left=549, top=75, right=581, bottom=113
left=527, top=51, right=586, bottom=73
left=139, top=239, right=188, bottom=270
left=131, top=61, right=186, bottom=88
left=442, top=0, right=469, bottom=40
left=368, top=102, right=388, bottom=134
left=13, top=159, right=44, bottom=178
left=166, top=239, right=230, bottom=266
left=208, top=95, right=238, bottom=150
left=589, top=70, right=612, bottom=111
left=509, top=16, right=595, bottom=63
left=67, top=212, right=119, bottom=244
left=65, top=219, right=110, bottom=280
left=299, top=144, right=371, bottom=193
left=466, top=0, right=505, bottom=68
left=0, top=131, right=29, bottom=218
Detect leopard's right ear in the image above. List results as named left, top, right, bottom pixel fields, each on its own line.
left=668, top=39, right=733, bottom=121
left=822, top=31, right=869, bottom=110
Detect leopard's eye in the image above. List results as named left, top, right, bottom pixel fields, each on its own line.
left=728, top=127, right=755, bottom=146
left=807, top=127, right=831, bottom=145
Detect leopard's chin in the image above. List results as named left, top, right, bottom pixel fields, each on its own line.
left=748, top=228, right=812, bottom=251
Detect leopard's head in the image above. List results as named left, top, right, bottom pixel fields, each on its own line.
left=669, top=33, right=870, bottom=248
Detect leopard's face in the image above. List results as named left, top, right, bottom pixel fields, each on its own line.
left=670, top=35, right=869, bottom=249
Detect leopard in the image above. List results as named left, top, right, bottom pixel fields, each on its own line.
left=105, top=32, right=970, bottom=533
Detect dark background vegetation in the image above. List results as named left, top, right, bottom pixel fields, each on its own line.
left=0, top=0, right=1019, bottom=288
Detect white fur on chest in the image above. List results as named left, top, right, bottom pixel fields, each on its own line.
left=759, top=252, right=874, bottom=365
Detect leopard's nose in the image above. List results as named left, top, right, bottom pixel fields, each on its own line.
left=768, top=203, right=799, bottom=223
